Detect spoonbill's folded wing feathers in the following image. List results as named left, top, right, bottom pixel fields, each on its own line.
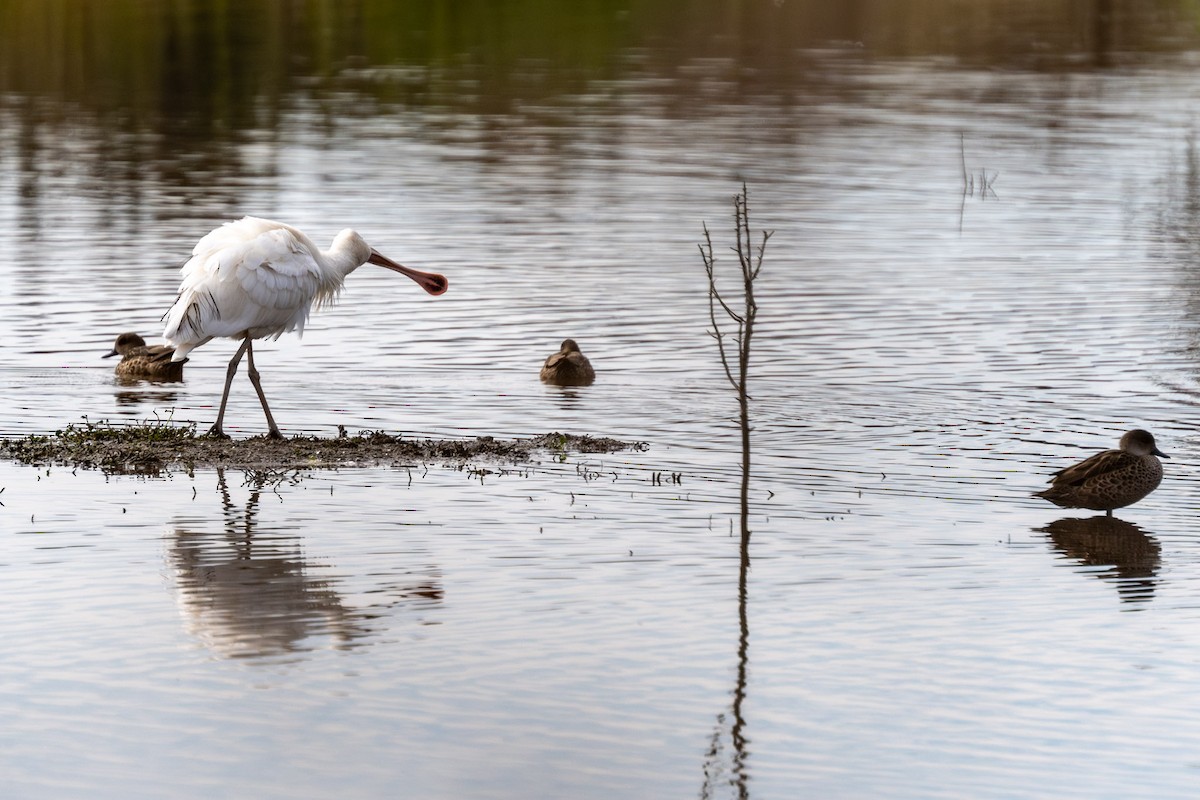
left=164, top=220, right=322, bottom=354
left=232, top=228, right=321, bottom=312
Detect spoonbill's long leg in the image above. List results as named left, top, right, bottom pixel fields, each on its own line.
left=209, top=337, right=250, bottom=438
left=244, top=339, right=283, bottom=439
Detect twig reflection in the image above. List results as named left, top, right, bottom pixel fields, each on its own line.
left=1038, top=515, right=1160, bottom=605
left=700, top=490, right=752, bottom=800
left=168, top=468, right=442, bottom=660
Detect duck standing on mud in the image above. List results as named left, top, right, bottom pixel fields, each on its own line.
left=1035, top=429, right=1168, bottom=516
left=103, top=332, right=186, bottom=381
left=540, top=339, right=596, bottom=386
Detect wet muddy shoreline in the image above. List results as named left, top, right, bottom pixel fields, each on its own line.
left=0, top=422, right=641, bottom=474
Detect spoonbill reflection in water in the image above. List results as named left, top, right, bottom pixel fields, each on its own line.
left=162, top=216, right=448, bottom=438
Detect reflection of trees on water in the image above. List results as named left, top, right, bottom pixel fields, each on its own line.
left=3, top=1, right=1196, bottom=224
left=1038, top=515, right=1160, bottom=606
left=3, top=1, right=1196, bottom=110
left=168, top=468, right=442, bottom=660
left=1156, top=128, right=1200, bottom=389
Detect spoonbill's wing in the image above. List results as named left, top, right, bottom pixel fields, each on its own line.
left=226, top=227, right=322, bottom=314
left=164, top=219, right=323, bottom=351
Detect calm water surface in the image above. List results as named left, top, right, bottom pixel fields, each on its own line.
left=4, top=4, right=1200, bottom=798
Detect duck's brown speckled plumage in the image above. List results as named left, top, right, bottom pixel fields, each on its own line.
left=1035, top=429, right=1167, bottom=515
left=103, top=332, right=186, bottom=381
left=540, top=338, right=595, bottom=386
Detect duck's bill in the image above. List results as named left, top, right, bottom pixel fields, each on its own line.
left=368, top=250, right=449, bottom=296
left=102, top=349, right=119, bottom=359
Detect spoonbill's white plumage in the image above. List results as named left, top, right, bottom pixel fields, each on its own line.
left=162, top=216, right=448, bottom=438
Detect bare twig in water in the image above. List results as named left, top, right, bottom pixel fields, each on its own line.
left=959, top=133, right=999, bottom=234
left=960, top=132, right=999, bottom=200
left=699, top=182, right=772, bottom=536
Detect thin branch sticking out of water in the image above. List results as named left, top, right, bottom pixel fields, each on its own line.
left=700, top=182, right=772, bottom=536
left=960, top=132, right=999, bottom=200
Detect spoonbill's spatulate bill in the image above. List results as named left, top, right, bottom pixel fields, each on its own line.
left=162, top=216, right=448, bottom=438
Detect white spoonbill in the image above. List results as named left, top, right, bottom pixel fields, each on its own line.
left=162, top=216, right=448, bottom=438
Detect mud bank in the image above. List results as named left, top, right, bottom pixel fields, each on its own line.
left=0, top=422, right=641, bottom=474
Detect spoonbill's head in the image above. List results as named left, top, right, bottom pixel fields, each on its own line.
left=333, top=229, right=448, bottom=296
left=332, top=229, right=374, bottom=268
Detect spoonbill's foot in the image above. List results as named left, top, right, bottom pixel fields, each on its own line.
left=266, top=427, right=284, bottom=440
left=206, top=425, right=230, bottom=440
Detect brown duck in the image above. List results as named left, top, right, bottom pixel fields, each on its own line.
left=539, top=338, right=595, bottom=386
left=103, top=332, right=186, bottom=381
left=1035, top=429, right=1168, bottom=516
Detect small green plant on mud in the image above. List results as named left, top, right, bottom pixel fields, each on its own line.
left=55, top=413, right=197, bottom=445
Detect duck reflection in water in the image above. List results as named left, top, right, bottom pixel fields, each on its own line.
left=1039, top=516, right=1161, bottom=605
left=540, top=338, right=596, bottom=386
left=114, top=389, right=181, bottom=407
left=168, top=469, right=442, bottom=660
left=102, top=332, right=186, bottom=382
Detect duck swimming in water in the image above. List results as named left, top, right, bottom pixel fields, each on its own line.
left=1035, top=429, right=1168, bottom=516
left=103, top=332, right=186, bottom=381
left=540, top=338, right=595, bottom=386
